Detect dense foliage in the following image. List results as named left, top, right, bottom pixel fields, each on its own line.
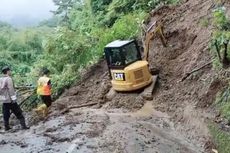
left=211, top=7, right=230, bottom=68
left=34, top=0, right=179, bottom=96
left=211, top=7, right=230, bottom=121
left=210, top=5, right=230, bottom=153
left=0, top=23, right=54, bottom=86
left=0, top=0, right=180, bottom=97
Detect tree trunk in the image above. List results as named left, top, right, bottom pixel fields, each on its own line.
left=222, top=40, right=230, bottom=67
left=214, top=40, right=222, bottom=61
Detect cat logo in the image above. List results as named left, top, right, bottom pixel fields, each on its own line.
left=114, top=73, right=125, bottom=81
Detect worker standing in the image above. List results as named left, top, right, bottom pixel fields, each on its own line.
left=0, top=66, right=29, bottom=131
left=36, top=68, right=52, bottom=113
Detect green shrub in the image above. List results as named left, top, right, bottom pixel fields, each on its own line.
left=215, top=88, right=230, bottom=121
left=209, top=124, right=230, bottom=153
left=210, top=7, right=230, bottom=68
left=92, top=12, right=146, bottom=57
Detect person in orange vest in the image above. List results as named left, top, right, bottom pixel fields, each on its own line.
left=36, top=68, right=52, bottom=116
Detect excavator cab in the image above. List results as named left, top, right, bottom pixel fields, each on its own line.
left=105, top=40, right=141, bottom=68
left=104, top=21, right=166, bottom=91
left=104, top=40, right=152, bottom=91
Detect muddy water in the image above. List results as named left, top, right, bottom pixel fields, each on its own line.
left=132, top=101, right=170, bottom=118
left=0, top=103, right=204, bottom=153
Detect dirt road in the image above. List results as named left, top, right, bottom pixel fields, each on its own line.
left=0, top=102, right=205, bottom=153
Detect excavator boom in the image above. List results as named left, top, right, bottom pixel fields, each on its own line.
left=143, top=21, right=167, bottom=61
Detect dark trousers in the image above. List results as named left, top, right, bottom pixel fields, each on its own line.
left=2, top=103, right=24, bottom=126
left=41, top=95, right=52, bottom=107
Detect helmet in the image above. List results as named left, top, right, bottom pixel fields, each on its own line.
left=1, top=66, right=11, bottom=74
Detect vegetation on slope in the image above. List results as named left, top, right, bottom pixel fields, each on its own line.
left=0, top=0, right=180, bottom=105
left=209, top=4, right=230, bottom=153
left=0, top=22, right=54, bottom=85
left=211, top=6, right=230, bottom=121
left=35, top=0, right=180, bottom=96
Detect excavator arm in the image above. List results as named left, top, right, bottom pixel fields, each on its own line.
left=142, top=21, right=167, bottom=61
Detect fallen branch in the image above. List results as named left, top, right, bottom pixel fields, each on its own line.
left=181, top=61, right=212, bottom=82
left=18, top=90, right=37, bottom=108
left=17, top=90, right=34, bottom=97
left=60, top=102, right=101, bottom=114
left=20, top=95, right=37, bottom=108
left=15, top=86, right=35, bottom=91
left=69, top=102, right=100, bottom=109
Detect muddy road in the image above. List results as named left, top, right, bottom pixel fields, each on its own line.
left=0, top=102, right=204, bottom=153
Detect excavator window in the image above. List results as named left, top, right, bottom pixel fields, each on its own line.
left=122, top=42, right=140, bottom=65
left=109, top=48, right=123, bottom=66
left=104, top=40, right=141, bottom=69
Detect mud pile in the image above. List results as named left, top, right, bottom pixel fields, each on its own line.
left=53, top=60, right=146, bottom=111
left=146, top=0, right=220, bottom=147
left=149, top=0, right=216, bottom=109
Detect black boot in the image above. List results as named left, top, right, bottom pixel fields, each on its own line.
left=4, top=122, right=11, bottom=131
left=4, top=124, right=11, bottom=131
left=19, top=118, right=30, bottom=130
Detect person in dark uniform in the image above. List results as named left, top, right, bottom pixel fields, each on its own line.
left=0, top=66, right=29, bottom=131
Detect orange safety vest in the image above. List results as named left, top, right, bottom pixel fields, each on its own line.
left=37, top=76, right=51, bottom=96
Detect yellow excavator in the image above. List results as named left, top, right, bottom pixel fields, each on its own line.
left=104, top=21, right=167, bottom=92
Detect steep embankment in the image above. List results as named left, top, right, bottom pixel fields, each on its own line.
left=0, top=0, right=227, bottom=153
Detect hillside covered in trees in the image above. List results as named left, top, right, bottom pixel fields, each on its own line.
left=0, top=0, right=179, bottom=94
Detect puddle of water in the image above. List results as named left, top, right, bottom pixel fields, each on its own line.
left=131, top=101, right=169, bottom=118
left=132, top=101, right=154, bottom=117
